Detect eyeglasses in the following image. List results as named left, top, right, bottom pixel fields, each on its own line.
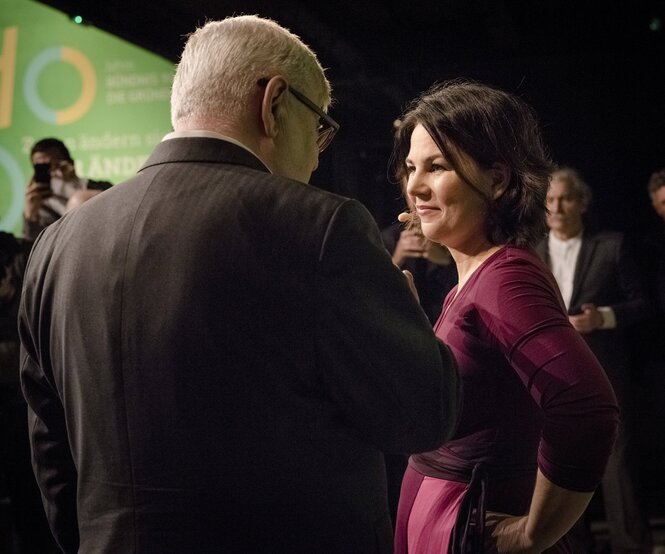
left=257, top=78, right=339, bottom=152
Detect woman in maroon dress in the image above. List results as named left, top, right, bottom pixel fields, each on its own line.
left=392, top=80, right=619, bottom=553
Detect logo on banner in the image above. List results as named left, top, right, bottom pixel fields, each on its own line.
left=1, top=27, right=96, bottom=128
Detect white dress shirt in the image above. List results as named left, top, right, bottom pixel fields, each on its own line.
left=548, top=231, right=616, bottom=328
left=548, top=232, right=582, bottom=310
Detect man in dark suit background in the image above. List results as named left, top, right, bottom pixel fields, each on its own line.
left=536, top=167, right=652, bottom=554
left=18, top=15, right=460, bottom=554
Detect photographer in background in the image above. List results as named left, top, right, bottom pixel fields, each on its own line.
left=24, top=138, right=112, bottom=240
left=0, top=231, right=58, bottom=553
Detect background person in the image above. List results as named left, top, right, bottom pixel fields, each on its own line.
left=19, top=16, right=459, bottom=554
left=645, top=168, right=665, bottom=313
left=636, top=168, right=665, bottom=529
left=381, top=203, right=457, bottom=325
left=24, top=138, right=112, bottom=240
left=391, top=80, right=619, bottom=554
left=536, top=168, right=652, bottom=554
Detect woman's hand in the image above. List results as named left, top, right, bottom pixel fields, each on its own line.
left=484, top=471, right=594, bottom=554
left=484, top=513, right=540, bottom=554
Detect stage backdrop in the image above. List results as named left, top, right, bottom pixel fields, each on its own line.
left=0, top=0, right=174, bottom=235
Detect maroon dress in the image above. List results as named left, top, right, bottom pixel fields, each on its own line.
left=395, top=246, right=619, bottom=553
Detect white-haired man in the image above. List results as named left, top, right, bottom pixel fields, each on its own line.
left=19, top=16, right=460, bottom=553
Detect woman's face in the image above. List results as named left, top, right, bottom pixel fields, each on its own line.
left=404, top=124, right=491, bottom=250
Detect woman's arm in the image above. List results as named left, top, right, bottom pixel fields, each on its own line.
left=481, top=253, right=619, bottom=552
left=485, top=470, right=593, bottom=553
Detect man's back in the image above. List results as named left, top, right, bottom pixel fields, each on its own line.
left=20, top=138, right=458, bottom=553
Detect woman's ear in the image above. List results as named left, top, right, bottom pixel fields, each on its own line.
left=490, top=163, right=511, bottom=200
left=260, top=76, right=289, bottom=139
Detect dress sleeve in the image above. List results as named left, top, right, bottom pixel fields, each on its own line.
left=483, top=254, right=619, bottom=492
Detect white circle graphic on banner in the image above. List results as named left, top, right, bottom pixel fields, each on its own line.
left=0, top=146, right=25, bottom=232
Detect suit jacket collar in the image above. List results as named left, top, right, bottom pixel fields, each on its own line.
left=139, top=137, right=270, bottom=175
left=570, top=231, right=599, bottom=308
left=536, top=230, right=600, bottom=311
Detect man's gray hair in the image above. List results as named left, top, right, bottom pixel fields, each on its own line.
left=171, top=15, right=331, bottom=128
left=551, top=167, right=593, bottom=207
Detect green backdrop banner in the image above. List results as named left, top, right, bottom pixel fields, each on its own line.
left=0, top=0, right=174, bottom=235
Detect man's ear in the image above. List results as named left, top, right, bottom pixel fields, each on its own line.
left=490, top=163, right=511, bottom=200
left=260, top=76, right=289, bottom=140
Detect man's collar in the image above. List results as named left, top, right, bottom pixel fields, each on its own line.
left=549, top=230, right=583, bottom=246
left=163, top=130, right=271, bottom=173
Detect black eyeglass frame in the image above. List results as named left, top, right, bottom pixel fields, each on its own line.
left=257, top=77, right=339, bottom=152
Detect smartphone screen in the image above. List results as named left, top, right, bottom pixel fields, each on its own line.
left=33, top=163, right=51, bottom=187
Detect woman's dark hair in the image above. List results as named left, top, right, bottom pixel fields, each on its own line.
left=391, top=79, right=555, bottom=248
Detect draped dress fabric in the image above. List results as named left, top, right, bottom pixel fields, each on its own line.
left=395, top=246, right=620, bottom=554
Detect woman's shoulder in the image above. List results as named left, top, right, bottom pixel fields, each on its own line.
left=483, top=245, right=553, bottom=286
left=468, top=245, right=563, bottom=312
left=470, top=246, right=568, bottom=347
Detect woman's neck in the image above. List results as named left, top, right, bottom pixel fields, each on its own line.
left=449, top=241, right=504, bottom=291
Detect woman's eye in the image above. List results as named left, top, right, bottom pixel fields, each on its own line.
left=404, top=165, right=415, bottom=175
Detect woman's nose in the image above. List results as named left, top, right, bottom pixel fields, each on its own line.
left=406, top=171, right=427, bottom=197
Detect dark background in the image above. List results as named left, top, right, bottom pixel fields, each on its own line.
left=37, top=0, right=665, bottom=236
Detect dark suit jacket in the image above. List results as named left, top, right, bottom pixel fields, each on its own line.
left=19, top=138, right=459, bottom=553
left=535, top=230, right=648, bottom=397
